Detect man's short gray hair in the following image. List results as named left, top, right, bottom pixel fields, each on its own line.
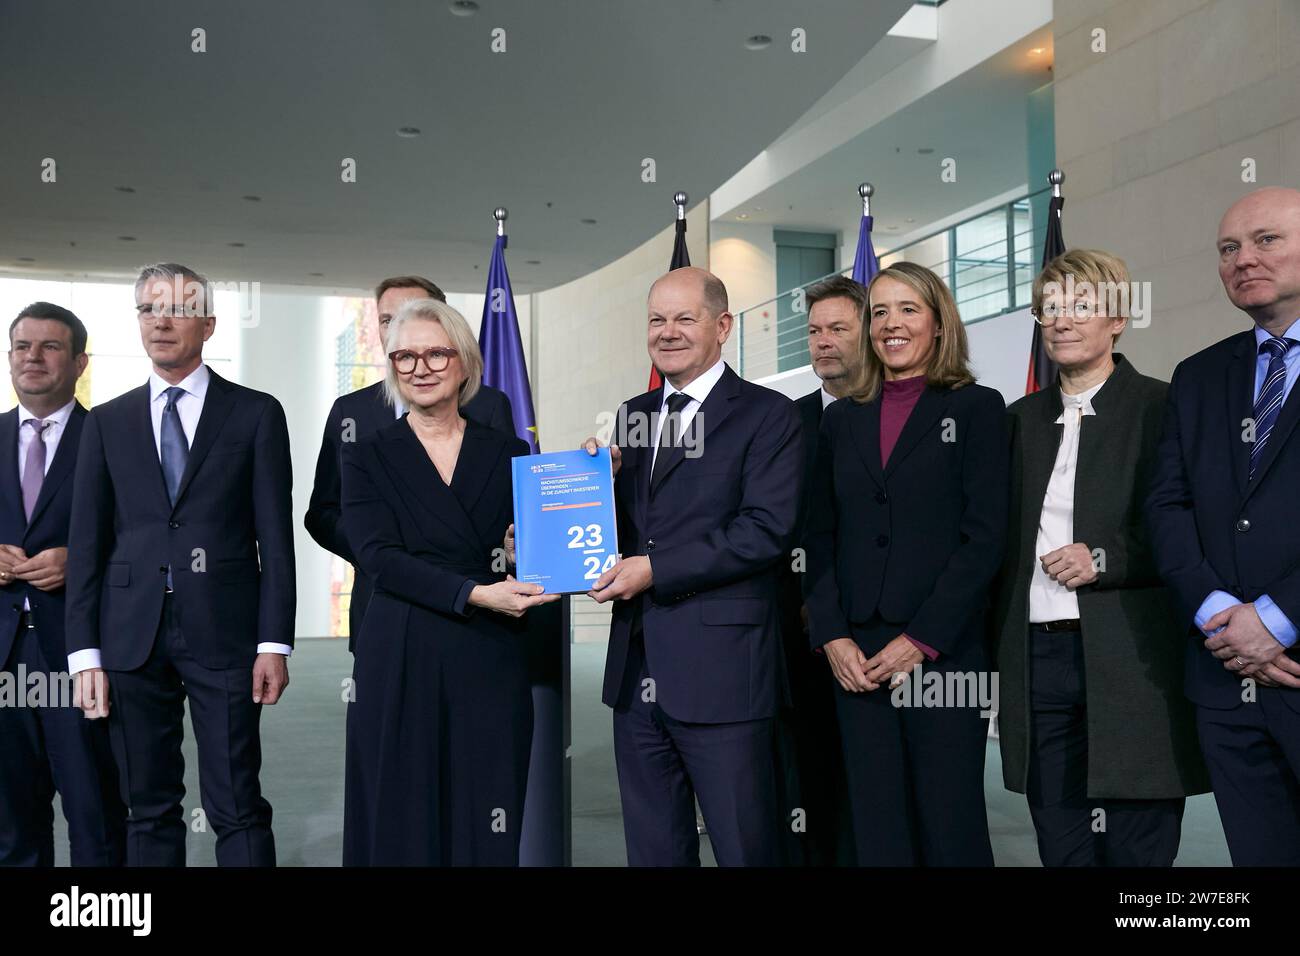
left=382, top=298, right=483, bottom=410
left=134, top=262, right=214, bottom=316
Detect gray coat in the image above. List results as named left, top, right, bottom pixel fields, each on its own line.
left=991, top=354, right=1209, bottom=799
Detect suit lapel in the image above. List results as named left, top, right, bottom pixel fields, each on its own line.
left=1023, top=389, right=1065, bottom=535
left=25, top=404, right=85, bottom=531
left=172, top=369, right=236, bottom=510
left=131, top=384, right=173, bottom=508
left=450, top=420, right=506, bottom=517
left=846, top=398, right=885, bottom=490
left=0, top=410, right=23, bottom=529
left=882, top=385, right=948, bottom=480
left=649, top=367, right=740, bottom=497
left=1225, top=334, right=1256, bottom=498
left=1245, top=353, right=1300, bottom=500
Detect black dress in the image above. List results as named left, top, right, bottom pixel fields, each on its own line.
left=339, top=415, right=533, bottom=865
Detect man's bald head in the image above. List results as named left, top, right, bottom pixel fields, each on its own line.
left=1217, top=186, right=1300, bottom=329
left=648, top=267, right=729, bottom=320
left=646, top=267, right=733, bottom=389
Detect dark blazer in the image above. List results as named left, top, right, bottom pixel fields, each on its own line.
left=601, top=364, right=804, bottom=724
left=803, top=381, right=1008, bottom=661
left=66, top=368, right=296, bottom=671
left=1148, top=330, right=1300, bottom=712
left=305, top=381, right=515, bottom=649
left=992, top=356, right=1209, bottom=799
left=0, top=403, right=86, bottom=671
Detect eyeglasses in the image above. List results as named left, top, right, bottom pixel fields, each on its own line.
left=136, top=305, right=209, bottom=322
left=388, top=347, right=459, bottom=374
left=1031, top=300, right=1103, bottom=327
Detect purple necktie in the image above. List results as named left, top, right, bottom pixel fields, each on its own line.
left=21, top=418, right=50, bottom=520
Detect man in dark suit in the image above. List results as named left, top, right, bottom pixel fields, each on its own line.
left=67, top=263, right=295, bottom=867
left=305, top=275, right=515, bottom=650
left=1148, top=186, right=1300, bottom=865
left=773, top=275, right=864, bottom=866
left=0, top=303, right=125, bottom=866
left=585, top=267, right=803, bottom=866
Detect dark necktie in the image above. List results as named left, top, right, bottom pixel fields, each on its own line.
left=1250, top=336, right=1296, bottom=481
left=651, top=392, right=693, bottom=491
left=21, top=418, right=50, bottom=520
left=161, top=386, right=189, bottom=504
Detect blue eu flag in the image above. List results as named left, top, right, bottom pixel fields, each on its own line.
left=851, top=213, right=879, bottom=285
left=479, top=234, right=540, bottom=452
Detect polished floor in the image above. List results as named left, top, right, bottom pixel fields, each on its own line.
left=51, top=638, right=1231, bottom=866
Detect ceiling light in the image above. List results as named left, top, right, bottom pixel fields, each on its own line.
left=16, top=256, right=35, bottom=262
left=228, top=241, right=245, bottom=247
left=1029, top=47, right=1045, bottom=56
left=449, top=0, right=478, bottom=15
left=118, top=236, right=136, bottom=241
left=917, top=147, right=934, bottom=154
left=242, top=195, right=261, bottom=202
left=525, top=259, right=541, bottom=265
left=397, top=126, right=421, bottom=138
left=580, top=218, right=597, bottom=225
left=744, top=35, right=772, bottom=50
left=737, top=213, right=749, bottom=220
left=309, top=272, right=324, bottom=277
left=114, top=185, right=135, bottom=193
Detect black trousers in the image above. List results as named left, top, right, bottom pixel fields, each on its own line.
left=611, top=634, right=781, bottom=867
left=1026, top=626, right=1184, bottom=866
left=107, top=595, right=275, bottom=866
left=0, top=623, right=125, bottom=866
left=1196, top=689, right=1300, bottom=866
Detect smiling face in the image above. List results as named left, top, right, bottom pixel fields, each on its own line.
left=1217, top=188, right=1300, bottom=327
left=9, top=317, right=87, bottom=408
left=390, top=317, right=464, bottom=412
left=868, top=275, right=940, bottom=380
left=808, top=296, right=864, bottom=385
left=135, top=276, right=214, bottom=377
left=1040, top=285, right=1126, bottom=374
left=647, top=268, right=731, bottom=388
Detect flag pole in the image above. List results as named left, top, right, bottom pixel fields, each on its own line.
left=859, top=181, right=873, bottom=216
left=494, top=205, right=507, bottom=236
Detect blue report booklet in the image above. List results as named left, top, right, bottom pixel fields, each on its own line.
left=512, top=447, right=619, bottom=594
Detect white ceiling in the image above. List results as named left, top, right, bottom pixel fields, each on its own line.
left=720, top=26, right=1056, bottom=252
left=0, top=0, right=912, bottom=294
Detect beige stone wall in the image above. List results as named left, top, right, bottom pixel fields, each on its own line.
left=1053, top=0, right=1300, bottom=378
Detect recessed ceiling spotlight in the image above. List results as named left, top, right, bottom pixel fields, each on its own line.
left=525, top=259, right=541, bottom=265
left=1029, top=47, right=1046, bottom=56
left=228, top=241, right=245, bottom=247
left=16, top=256, right=35, bottom=262
left=737, top=213, right=749, bottom=220
left=309, top=271, right=324, bottom=277
left=580, top=218, right=597, bottom=225
left=114, top=185, right=135, bottom=193
left=917, top=147, right=935, bottom=155
left=449, top=0, right=478, bottom=15
left=905, top=217, right=915, bottom=223
left=118, top=235, right=136, bottom=241
left=242, top=195, right=261, bottom=202
left=397, top=126, right=421, bottom=138
left=744, top=34, right=772, bottom=50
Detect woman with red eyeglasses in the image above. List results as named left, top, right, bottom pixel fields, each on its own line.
left=339, top=297, right=557, bottom=866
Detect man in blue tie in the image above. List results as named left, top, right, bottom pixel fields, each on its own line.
left=66, top=263, right=296, bottom=866
left=0, top=302, right=125, bottom=866
left=1148, top=186, right=1300, bottom=865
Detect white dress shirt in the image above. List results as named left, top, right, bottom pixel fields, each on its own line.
left=651, top=357, right=727, bottom=469
left=68, top=365, right=290, bottom=675
left=820, top=386, right=838, bottom=410
left=1028, top=378, right=1107, bottom=623
left=16, top=398, right=76, bottom=612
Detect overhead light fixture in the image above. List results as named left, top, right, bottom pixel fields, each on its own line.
left=449, top=0, right=478, bottom=15
left=118, top=235, right=136, bottom=241
left=114, top=185, right=135, bottom=193
left=525, top=259, right=541, bottom=265
left=228, top=241, right=245, bottom=247
left=397, top=126, right=421, bottom=138
left=917, top=147, right=935, bottom=155
left=737, top=213, right=749, bottom=220
left=242, top=194, right=261, bottom=202
left=580, top=218, right=597, bottom=225
left=744, top=35, right=772, bottom=50
left=16, top=256, right=35, bottom=262
left=309, top=272, right=324, bottom=277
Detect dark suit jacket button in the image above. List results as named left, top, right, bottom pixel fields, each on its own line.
left=1236, top=518, right=1251, bottom=533
left=876, top=534, right=889, bottom=547
left=875, top=492, right=887, bottom=504
left=647, top=539, right=655, bottom=551
left=169, top=520, right=180, bottom=529
left=159, top=565, right=169, bottom=574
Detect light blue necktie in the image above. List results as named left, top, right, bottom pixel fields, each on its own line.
left=160, top=386, right=189, bottom=504
left=1250, top=337, right=1296, bottom=481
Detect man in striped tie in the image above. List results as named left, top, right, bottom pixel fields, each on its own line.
left=1148, top=186, right=1300, bottom=865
